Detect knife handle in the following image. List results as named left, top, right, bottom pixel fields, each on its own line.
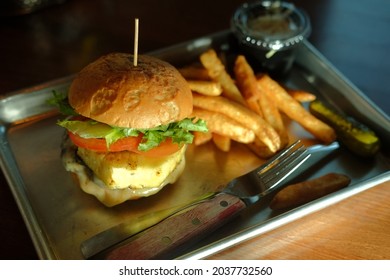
left=103, top=193, right=246, bottom=259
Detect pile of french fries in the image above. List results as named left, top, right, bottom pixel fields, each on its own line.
left=179, top=49, right=336, bottom=158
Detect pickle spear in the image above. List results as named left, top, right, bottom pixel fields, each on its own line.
left=309, top=100, right=380, bottom=157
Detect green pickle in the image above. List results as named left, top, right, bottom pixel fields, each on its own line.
left=309, top=100, right=380, bottom=157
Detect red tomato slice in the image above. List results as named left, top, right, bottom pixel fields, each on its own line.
left=68, top=132, right=181, bottom=157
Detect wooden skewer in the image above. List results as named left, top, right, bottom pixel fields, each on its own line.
left=133, top=18, right=139, bottom=66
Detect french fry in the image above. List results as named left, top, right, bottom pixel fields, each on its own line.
left=244, top=94, right=263, bottom=117
left=192, top=107, right=255, bottom=144
left=258, top=74, right=336, bottom=144
left=234, top=55, right=259, bottom=100
left=212, top=133, right=231, bottom=152
left=199, top=49, right=246, bottom=105
left=234, top=56, right=289, bottom=147
left=247, top=141, right=277, bottom=159
left=233, top=55, right=264, bottom=117
left=287, top=89, right=316, bottom=102
left=193, top=94, right=281, bottom=152
left=193, top=130, right=212, bottom=146
left=187, top=80, right=222, bottom=96
left=255, top=74, right=317, bottom=103
left=178, top=65, right=211, bottom=80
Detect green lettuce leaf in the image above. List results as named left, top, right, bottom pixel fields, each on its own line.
left=46, top=91, right=78, bottom=116
left=58, top=118, right=208, bottom=151
left=50, top=91, right=208, bottom=151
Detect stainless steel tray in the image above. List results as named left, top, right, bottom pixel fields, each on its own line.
left=0, top=30, right=389, bottom=260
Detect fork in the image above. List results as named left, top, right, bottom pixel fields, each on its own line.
left=90, top=140, right=311, bottom=259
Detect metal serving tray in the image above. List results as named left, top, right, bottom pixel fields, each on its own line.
left=0, top=31, right=389, bottom=260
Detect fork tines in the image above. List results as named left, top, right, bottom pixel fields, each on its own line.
left=256, top=140, right=310, bottom=195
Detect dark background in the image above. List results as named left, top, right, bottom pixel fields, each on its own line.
left=0, top=0, right=389, bottom=259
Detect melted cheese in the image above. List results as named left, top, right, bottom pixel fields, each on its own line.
left=61, top=136, right=186, bottom=206
left=77, top=146, right=186, bottom=190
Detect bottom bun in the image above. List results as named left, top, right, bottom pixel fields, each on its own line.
left=61, top=135, right=186, bottom=207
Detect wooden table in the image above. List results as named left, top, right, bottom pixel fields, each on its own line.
left=0, top=0, right=389, bottom=260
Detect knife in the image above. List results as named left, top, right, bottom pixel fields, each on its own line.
left=81, top=141, right=339, bottom=259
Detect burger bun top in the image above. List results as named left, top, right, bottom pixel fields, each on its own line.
left=68, top=53, right=193, bottom=128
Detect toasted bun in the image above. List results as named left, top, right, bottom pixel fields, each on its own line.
left=68, top=53, right=193, bottom=128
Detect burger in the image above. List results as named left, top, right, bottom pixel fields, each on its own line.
left=50, top=53, right=207, bottom=207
